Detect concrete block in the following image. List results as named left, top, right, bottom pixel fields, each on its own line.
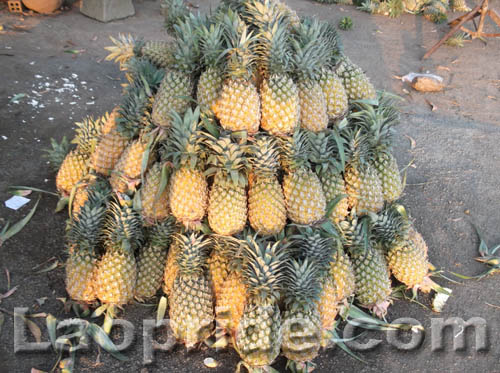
left=80, top=0, right=135, bottom=23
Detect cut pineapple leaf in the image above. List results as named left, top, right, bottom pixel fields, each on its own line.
left=0, top=197, right=40, bottom=246
left=87, top=323, right=128, bottom=361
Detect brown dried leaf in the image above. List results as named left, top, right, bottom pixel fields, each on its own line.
left=487, top=96, right=497, bottom=100
left=424, top=98, right=437, bottom=111
left=5, top=268, right=10, bottom=290
left=0, top=285, right=18, bottom=300
left=404, top=135, right=417, bottom=149
left=24, top=318, right=42, bottom=343
left=437, top=66, right=451, bottom=72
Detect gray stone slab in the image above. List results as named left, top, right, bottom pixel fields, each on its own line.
left=80, top=0, right=135, bottom=23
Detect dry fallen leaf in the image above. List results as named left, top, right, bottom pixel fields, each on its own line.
left=404, top=135, right=417, bottom=149
left=487, top=96, right=497, bottom=100
left=437, top=66, right=450, bottom=71
left=424, top=98, right=437, bottom=111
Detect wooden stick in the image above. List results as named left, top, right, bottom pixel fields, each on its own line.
left=423, top=2, right=483, bottom=59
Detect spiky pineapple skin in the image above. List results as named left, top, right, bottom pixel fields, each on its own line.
left=298, top=80, right=328, bottom=132
left=141, top=164, right=170, bottom=224
left=163, top=241, right=180, bottom=296
left=135, top=245, right=167, bottom=300
left=372, top=152, right=402, bottom=202
left=317, top=275, right=339, bottom=334
left=248, top=175, right=287, bottom=235
left=169, top=274, right=214, bottom=347
left=65, top=249, right=97, bottom=303
left=351, top=247, right=391, bottom=309
left=216, top=271, right=247, bottom=334
left=110, top=140, right=148, bottom=193
left=336, top=58, right=376, bottom=101
left=319, top=171, right=349, bottom=223
left=345, top=163, right=384, bottom=214
left=235, top=304, right=282, bottom=368
left=260, top=74, right=300, bottom=136
left=208, top=249, right=230, bottom=300
left=91, top=127, right=128, bottom=176
left=212, top=78, right=261, bottom=134
left=197, top=67, right=223, bottom=111
left=281, top=307, right=321, bottom=363
left=330, top=250, right=356, bottom=301
left=207, top=176, right=247, bottom=236
left=56, top=150, right=89, bottom=195
left=319, top=69, right=348, bottom=121
left=94, top=249, right=137, bottom=305
left=169, top=167, right=208, bottom=228
left=142, top=40, right=174, bottom=68
left=283, top=168, right=326, bottom=225
left=152, top=71, right=193, bottom=127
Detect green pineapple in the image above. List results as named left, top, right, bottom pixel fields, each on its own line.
left=169, top=233, right=214, bottom=348
left=336, top=56, right=376, bottom=101
left=204, top=132, right=248, bottom=236
left=248, top=1, right=299, bottom=136
left=280, top=130, right=326, bottom=225
left=351, top=93, right=403, bottom=202
left=95, top=201, right=143, bottom=305
left=152, top=16, right=200, bottom=127
left=235, top=237, right=286, bottom=370
left=281, top=259, right=322, bottom=371
left=135, top=218, right=176, bottom=301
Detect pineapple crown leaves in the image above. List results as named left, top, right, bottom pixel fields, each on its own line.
left=71, top=115, right=103, bottom=155
left=320, top=20, right=344, bottom=65
left=290, top=17, right=331, bottom=81
left=105, top=34, right=142, bottom=68
left=162, top=0, right=190, bottom=33
left=221, top=12, right=258, bottom=80
left=171, top=15, right=203, bottom=75
left=349, top=92, right=401, bottom=152
left=242, top=236, right=288, bottom=304
left=44, top=137, right=71, bottom=172
left=197, top=23, right=227, bottom=69
left=117, top=83, right=155, bottom=139
left=342, top=127, right=375, bottom=167
left=369, top=203, right=410, bottom=249
left=279, top=129, right=312, bottom=172
left=203, top=132, right=249, bottom=187
left=308, top=129, right=346, bottom=175
left=247, top=134, right=280, bottom=177
left=163, top=107, right=204, bottom=170
left=174, top=232, right=212, bottom=274
left=122, top=57, right=166, bottom=92
left=283, top=258, right=322, bottom=310
left=67, top=181, right=111, bottom=253
left=246, top=1, right=292, bottom=77
left=103, top=201, right=144, bottom=253
left=289, top=225, right=334, bottom=276
left=338, top=212, right=373, bottom=252
left=147, top=217, right=178, bottom=248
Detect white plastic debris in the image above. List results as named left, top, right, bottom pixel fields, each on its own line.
left=1, top=136, right=7, bottom=140
left=432, top=288, right=452, bottom=312
left=402, top=72, right=444, bottom=92
left=5, top=196, right=30, bottom=210
left=204, top=358, right=218, bottom=368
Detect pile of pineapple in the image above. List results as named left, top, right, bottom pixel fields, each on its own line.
left=46, top=0, right=439, bottom=370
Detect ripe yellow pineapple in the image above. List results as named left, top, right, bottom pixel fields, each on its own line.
left=205, top=133, right=248, bottom=236
left=247, top=135, right=286, bottom=235
left=212, top=15, right=261, bottom=134
left=94, top=202, right=143, bottom=305
left=71, top=115, right=104, bottom=156
left=140, top=163, right=170, bottom=225
left=330, top=248, right=356, bottom=302
left=207, top=235, right=231, bottom=299
left=110, top=138, right=150, bottom=193
left=162, top=239, right=181, bottom=297
left=164, top=108, right=208, bottom=229
left=169, top=233, right=214, bottom=348
left=135, top=219, right=176, bottom=301
left=56, top=150, right=90, bottom=196
left=280, top=130, right=326, bottom=225
left=319, top=68, right=348, bottom=121
left=248, top=1, right=299, bottom=136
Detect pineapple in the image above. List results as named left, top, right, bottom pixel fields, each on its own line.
left=343, top=128, right=384, bottom=214
left=450, top=0, right=470, bottom=11
left=248, top=1, right=299, bottom=136
left=162, top=238, right=181, bottom=297
left=308, top=130, right=349, bottom=223
left=291, top=19, right=329, bottom=132
left=330, top=247, right=356, bottom=302
left=71, top=115, right=104, bottom=156
left=281, top=259, right=322, bottom=370
left=110, top=138, right=150, bottom=193
left=140, top=163, right=170, bottom=225
left=162, top=0, right=190, bottom=33
left=152, top=16, right=199, bottom=127
left=335, top=56, right=376, bottom=102
left=169, top=233, right=214, bottom=347
left=135, top=218, right=176, bottom=300
left=205, top=133, right=248, bottom=236
left=65, top=184, right=110, bottom=302
left=163, top=107, right=208, bottom=229
left=94, top=201, right=143, bottom=305
left=235, top=237, right=286, bottom=370
left=208, top=235, right=233, bottom=299
left=196, top=23, right=225, bottom=113
left=351, top=93, right=403, bottom=202
left=247, top=135, right=286, bottom=235
left=105, top=33, right=174, bottom=70
left=71, top=175, right=109, bottom=220
left=280, top=130, right=326, bottom=225
left=56, top=150, right=90, bottom=196
left=212, top=13, right=261, bottom=134
left=319, top=68, right=348, bottom=121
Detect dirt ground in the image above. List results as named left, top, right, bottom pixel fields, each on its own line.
left=0, top=0, right=500, bottom=372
